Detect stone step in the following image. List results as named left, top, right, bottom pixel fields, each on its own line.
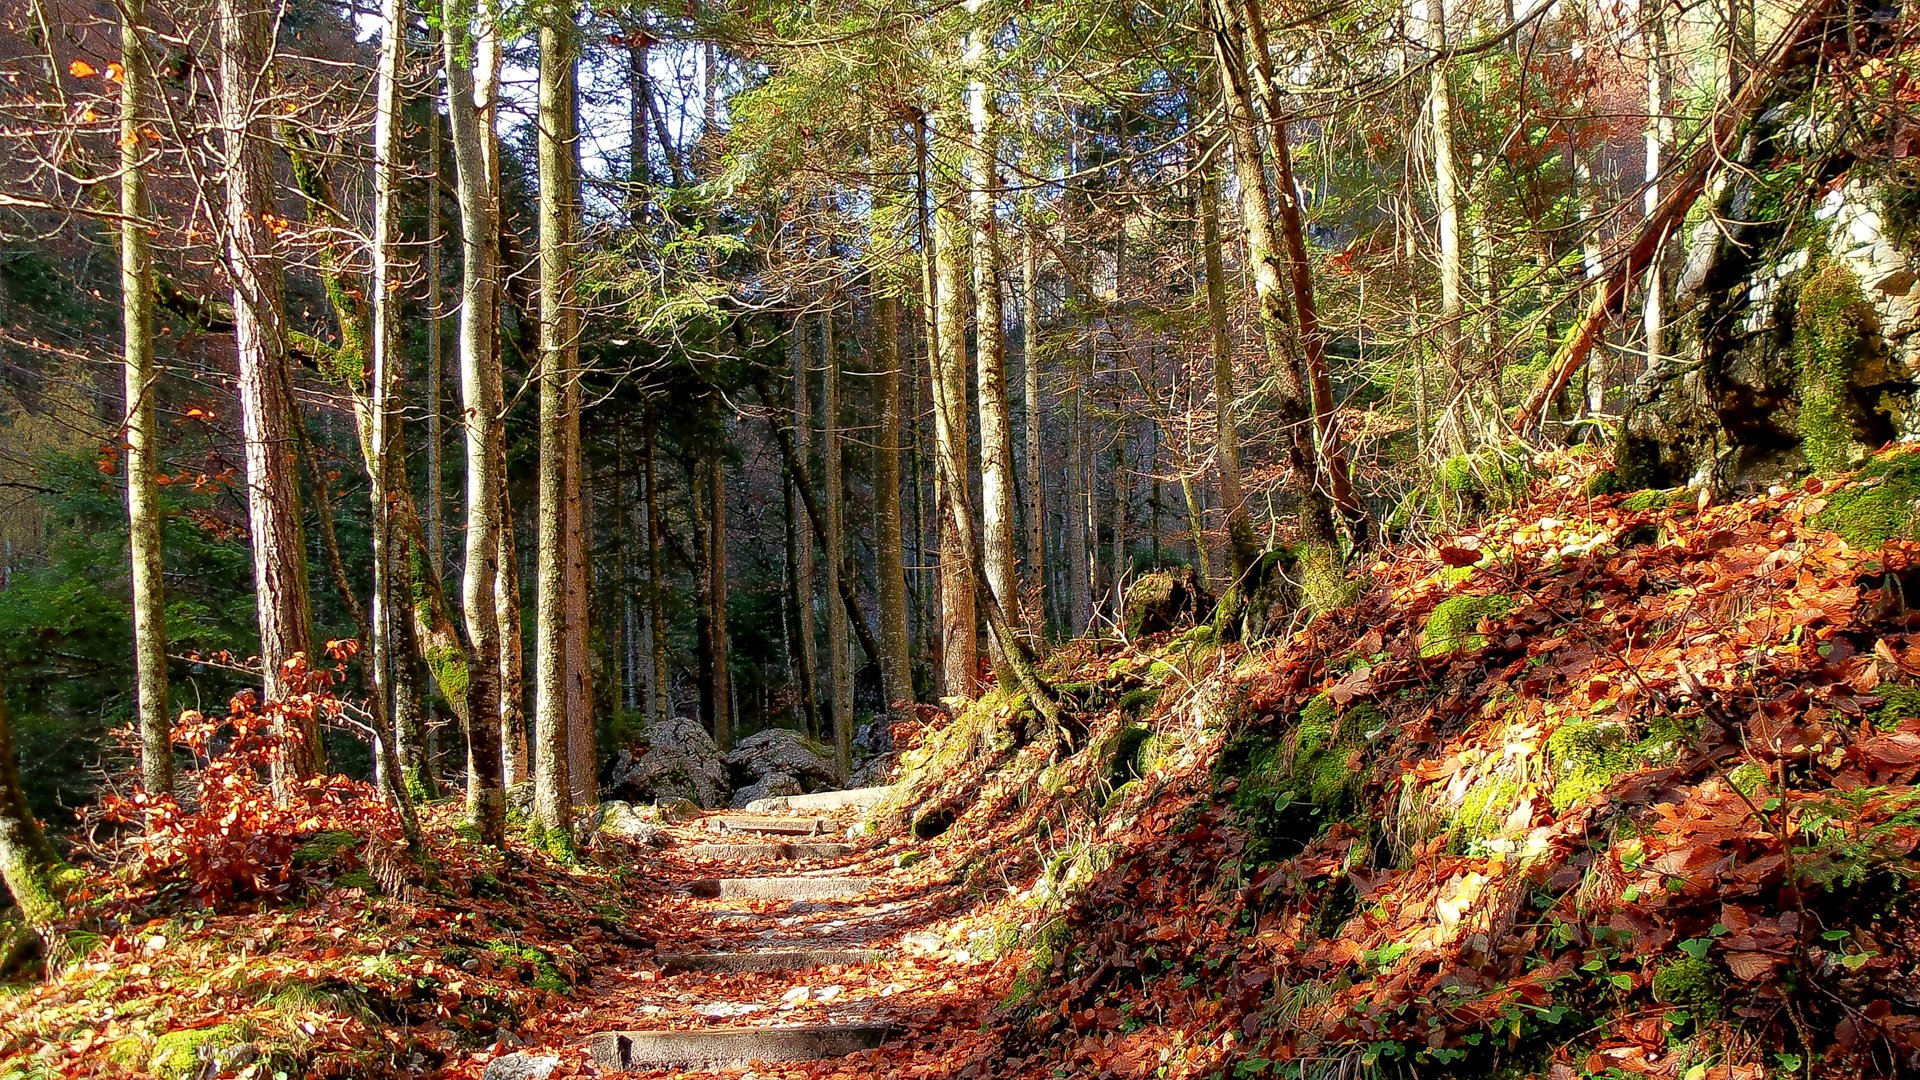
left=588, top=1024, right=890, bottom=1071
left=657, top=948, right=889, bottom=974
left=712, top=814, right=830, bottom=836
left=681, top=842, right=853, bottom=862
left=745, top=786, right=895, bottom=814
left=688, top=876, right=881, bottom=901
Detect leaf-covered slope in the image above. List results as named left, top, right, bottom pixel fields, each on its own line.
left=889, top=447, right=1920, bottom=1080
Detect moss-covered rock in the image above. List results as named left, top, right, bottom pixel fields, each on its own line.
left=150, top=1024, right=248, bottom=1080
left=1619, top=488, right=1675, bottom=512
left=1812, top=452, right=1920, bottom=548
left=1122, top=567, right=1212, bottom=638
left=1228, top=695, right=1379, bottom=856
left=1418, top=594, right=1516, bottom=658
left=1795, top=262, right=1879, bottom=475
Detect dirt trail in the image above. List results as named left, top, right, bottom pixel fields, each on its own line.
left=500, top=794, right=1008, bottom=1078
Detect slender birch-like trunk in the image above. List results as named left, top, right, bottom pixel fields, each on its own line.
left=1643, top=0, right=1671, bottom=372
left=707, top=448, right=731, bottom=751
left=119, top=0, right=169, bottom=795
left=442, top=0, right=506, bottom=843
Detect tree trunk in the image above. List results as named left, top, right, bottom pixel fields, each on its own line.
left=644, top=409, right=668, bottom=722
left=564, top=368, right=594, bottom=805
left=442, top=0, right=506, bottom=844
left=965, top=0, right=1019, bottom=684
left=1204, top=0, right=1341, bottom=607
left=1197, top=151, right=1258, bottom=583
left=218, top=0, right=318, bottom=777
left=821, top=310, right=852, bottom=778
left=533, top=1, right=576, bottom=836
left=119, top=0, right=169, bottom=796
left=931, top=166, right=977, bottom=697
left=1065, top=380, right=1092, bottom=634
left=1428, top=0, right=1465, bottom=385
left=913, top=117, right=942, bottom=692
left=790, top=315, right=819, bottom=733
left=707, top=448, right=732, bottom=751
left=1643, top=0, right=1671, bottom=373
left=369, top=0, right=424, bottom=851
left=1020, top=226, right=1044, bottom=637
left=1236, top=0, right=1367, bottom=544
left=426, top=39, right=447, bottom=583
left=0, top=668, right=67, bottom=932
left=873, top=290, right=914, bottom=714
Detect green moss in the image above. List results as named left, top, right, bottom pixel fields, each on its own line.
left=1619, top=488, right=1675, bottom=512
left=1812, top=453, right=1920, bottom=548
left=1651, top=955, right=1723, bottom=1022
left=1419, top=594, right=1516, bottom=658
left=1452, top=778, right=1522, bottom=844
left=330, top=870, right=379, bottom=893
left=1875, top=685, right=1920, bottom=730
left=1583, top=469, right=1624, bottom=497
left=1294, top=542, right=1355, bottom=618
left=293, top=830, right=359, bottom=866
left=150, top=1024, right=246, bottom=1080
left=1546, top=721, right=1634, bottom=811
left=488, top=942, right=569, bottom=993
left=523, top=821, right=579, bottom=863
left=1229, top=695, right=1378, bottom=855
left=1796, top=262, right=1877, bottom=475
left=1728, top=762, right=1769, bottom=797
left=1437, top=447, right=1533, bottom=505
left=424, top=643, right=470, bottom=700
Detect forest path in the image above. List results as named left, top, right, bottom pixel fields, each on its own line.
left=499, top=791, right=1006, bottom=1078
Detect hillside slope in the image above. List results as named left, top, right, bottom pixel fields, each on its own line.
left=879, top=446, right=1920, bottom=1080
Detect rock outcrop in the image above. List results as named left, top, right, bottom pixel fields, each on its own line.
left=604, top=716, right=732, bottom=809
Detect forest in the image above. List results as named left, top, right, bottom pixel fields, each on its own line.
left=2, top=0, right=1920, bottom=1073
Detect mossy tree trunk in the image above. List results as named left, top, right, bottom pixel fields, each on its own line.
left=0, top=668, right=70, bottom=932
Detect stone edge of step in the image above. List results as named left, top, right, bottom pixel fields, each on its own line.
left=585, top=1022, right=893, bottom=1070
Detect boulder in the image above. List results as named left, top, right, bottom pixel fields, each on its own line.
left=849, top=754, right=895, bottom=789
left=725, top=728, right=836, bottom=791
left=604, top=716, right=731, bottom=809
left=1123, top=567, right=1212, bottom=638
left=730, top=772, right=803, bottom=810
left=589, top=802, right=668, bottom=846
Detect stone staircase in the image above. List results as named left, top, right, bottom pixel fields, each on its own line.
left=585, top=786, right=901, bottom=1073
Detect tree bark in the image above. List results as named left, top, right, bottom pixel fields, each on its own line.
left=873, top=291, right=914, bottom=714
left=0, top=668, right=68, bottom=932
left=707, top=448, right=731, bottom=751
left=931, top=168, right=977, bottom=697
left=119, top=0, right=169, bottom=796
left=533, top=1, right=576, bottom=836
left=1203, top=0, right=1340, bottom=603
left=218, top=0, right=317, bottom=778
left=1020, top=227, right=1045, bottom=637
left=1197, top=150, right=1258, bottom=583
left=1642, top=0, right=1671, bottom=374
left=1236, top=0, right=1367, bottom=544
left=644, top=409, right=668, bottom=722
left=964, top=0, right=1018, bottom=683
left=1428, top=0, right=1465, bottom=386
left=821, top=311, right=852, bottom=778
left=790, top=315, right=820, bottom=734
left=442, top=0, right=506, bottom=843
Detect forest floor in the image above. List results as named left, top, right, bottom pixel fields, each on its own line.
left=7, top=445, right=1920, bottom=1079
